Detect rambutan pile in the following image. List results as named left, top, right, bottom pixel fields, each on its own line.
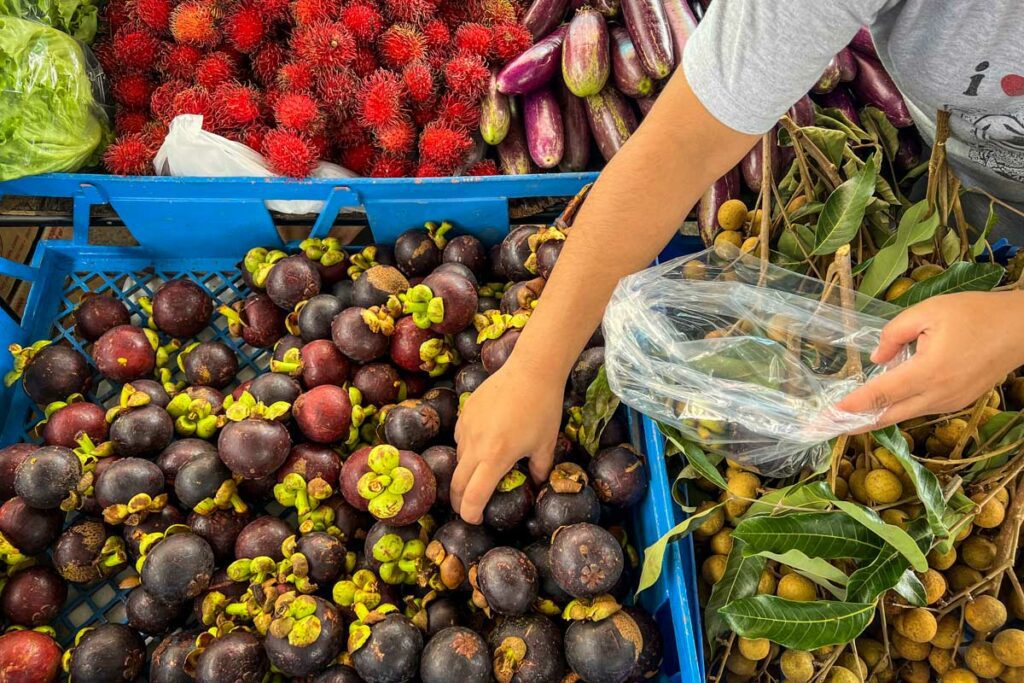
left=94, top=0, right=533, bottom=177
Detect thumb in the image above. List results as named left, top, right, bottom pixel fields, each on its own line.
left=528, top=437, right=557, bottom=486
left=871, top=306, right=929, bottom=364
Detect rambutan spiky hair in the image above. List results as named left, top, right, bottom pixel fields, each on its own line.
left=169, top=0, right=220, bottom=47
left=263, top=129, right=318, bottom=177
left=443, top=52, right=490, bottom=98
left=224, top=4, right=266, bottom=53
left=454, top=23, right=492, bottom=59
left=418, top=120, right=473, bottom=172
left=378, top=23, right=427, bottom=69
left=104, top=135, right=155, bottom=175
left=273, top=93, right=323, bottom=134
left=339, top=1, right=384, bottom=41
left=291, top=20, right=356, bottom=69
left=212, top=83, right=264, bottom=129
left=133, top=0, right=171, bottom=33
left=111, top=24, right=161, bottom=71
left=358, top=69, right=408, bottom=131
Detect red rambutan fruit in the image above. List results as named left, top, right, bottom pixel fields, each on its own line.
left=104, top=134, right=154, bottom=175
left=274, top=93, right=322, bottom=134
left=352, top=46, right=379, bottom=77
left=314, top=67, right=358, bottom=114
left=339, top=142, right=375, bottom=174
left=141, top=121, right=169, bottom=150
left=336, top=118, right=370, bottom=148
left=419, top=121, right=473, bottom=171
left=411, top=101, right=437, bottom=127
left=115, top=110, right=151, bottom=136
left=308, top=132, right=331, bottom=157
left=402, top=62, right=434, bottom=103
left=263, top=129, right=318, bottom=177
left=113, top=73, right=156, bottom=109
left=436, top=2, right=469, bottom=26
left=150, top=79, right=187, bottom=122
left=212, top=83, right=264, bottom=129
left=158, top=43, right=203, bottom=80
left=111, top=24, right=161, bottom=72
left=374, top=118, right=416, bottom=155
left=290, top=0, right=342, bottom=25
left=241, top=125, right=271, bottom=152
left=277, top=62, right=315, bottom=92
left=359, top=69, right=407, bottom=131
left=443, top=53, right=490, bottom=98
left=415, top=161, right=446, bottom=177
left=260, top=0, right=292, bottom=23
left=422, top=19, right=450, bottom=50
left=339, top=1, right=384, bottom=42
left=169, top=0, right=220, bottom=47
left=250, top=43, right=286, bottom=86
left=378, top=23, right=427, bottom=69
left=466, top=159, right=499, bottom=176
left=369, top=154, right=412, bottom=178
left=224, top=5, right=266, bottom=53
left=436, top=93, right=481, bottom=130
left=171, top=86, right=213, bottom=121
left=454, top=23, right=492, bottom=59
left=475, top=0, right=518, bottom=24
left=491, top=22, right=532, bottom=63
left=292, top=21, right=356, bottom=69
left=381, top=0, right=437, bottom=24
left=103, top=0, right=131, bottom=35
left=133, top=0, right=172, bottom=33
left=196, top=51, right=239, bottom=90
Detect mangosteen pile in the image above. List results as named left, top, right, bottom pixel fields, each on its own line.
left=0, top=223, right=659, bottom=683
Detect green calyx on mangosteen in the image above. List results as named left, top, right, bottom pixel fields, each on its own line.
left=94, top=456, right=169, bottom=526
left=341, top=445, right=437, bottom=525
left=166, top=393, right=223, bottom=439
left=244, top=247, right=288, bottom=288
left=53, top=518, right=128, bottom=583
left=5, top=340, right=91, bottom=406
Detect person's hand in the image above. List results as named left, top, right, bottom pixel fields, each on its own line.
left=451, top=356, right=565, bottom=524
left=837, top=290, right=1024, bottom=429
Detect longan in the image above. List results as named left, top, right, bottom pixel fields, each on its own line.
left=885, top=277, right=914, bottom=302
left=694, top=501, right=725, bottom=539
left=929, top=545, right=957, bottom=571
left=881, top=508, right=909, bottom=530
left=718, top=199, right=748, bottom=231
left=941, top=670, right=979, bottom=683
left=702, top=554, right=728, bottom=584
left=848, top=468, right=870, bottom=504
left=932, top=614, right=961, bottom=649
left=929, top=647, right=954, bottom=675
left=723, top=471, right=759, bottom=519
left=994, top=629, right=1024, bottom=667
left=965, top=641, right=1005, bottom=679
left=757, top=568, right=777, bottom=595
left=780, top=650, right=815, bottom=683
left=1001, top=667, right=1024, bottom=683
left=911, top=263, right=944, bottom=281
left=892, top=631, right=931, bottom=661
left=918, top=569, right=947, bottom=605
left=740, top=237, right=759, bottom=253
left=865, top=469, right=903, bottom=504
left=899, top=660, right=930, bottom=683
left=710, top=528, right=734, bottom=556
left=737, top=637, right=769, bottom=661
left=837, top=652, right=867, bottom=679
left=682, top=260, right=707, bottom=281
left=872, top=446, right=904, bottom=474
left=947, top=565, right=983, bottom=592
left=725, top=651, right=757, bottom=677
left=994, top=487, right=1010, bottom=506
left=971, top=493, right=1007, bottom=529
left=776, top=573, right=817, bottom=601
left=856, top=637, right=885, bottom=668
left=897, top=608, right=938, bottom=644
left=715, top=230, right=744, bottom=249
left=834, top=476, right=849, bottom=501
left=962, top=536, right=998, bottom=571
left=826, top=666, right=861, bottom=683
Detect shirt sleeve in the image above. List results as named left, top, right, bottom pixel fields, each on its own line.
left=683, top=0, right=891, bottom=134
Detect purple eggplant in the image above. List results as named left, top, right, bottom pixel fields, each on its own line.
left=636, top=94, right=657, bottom=117
left=584, top=84, right=638, bottom=161
left=815, top=88, right=860, bottom=125
left=524, top=86, right=565, bottom=168
left=563, top=7, right=611, bottom=97
left=481, top=71, right=512, bottom=145
left=559, top=82, right=592, bottom=171
left=662, top=0, right=697, bottom=67
left=895, top=129, right=923, bottom=172
left=496, top=26, right=568, bottom=95
left=850, top=52, right=913, bottom=128
left=570, top=0, right=620, bottom=15
left=697, top=167, right=740, bottom=246
left=849, top=27, right=878, bottom=60
left=836, top=48, right=857, bottom=82
left=788, top=94, right=815, bottom=127
left=621, top=0, right=674, bottom=80
left=812, top=56, right=842, bottom=95
left=498, top=110, right=533, bottom=175
left=739, top=127, right=781, bottom=193
left=523, top=0, right=570, bottom=40
left=610, top=26, right=653, bottom=97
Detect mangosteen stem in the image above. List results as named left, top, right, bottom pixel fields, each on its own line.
left=347, top=246, right=380, bottom=280
left=400, top=284, right=445, bottom=330
left=217, top=303, right=245, bottom=337
left=425, top=220, right=453, bottom=250
left=104, top=383, right=153, bottom=423
left=269, top=347, right=304, bottom=377
left=4, top=340, right=50, bottom=387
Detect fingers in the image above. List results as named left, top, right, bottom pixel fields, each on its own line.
left=871, top=306, right=930, bottom=364
left=529, top=437, right=557, bottom=486
left=836, top=360, right=925, bottom=414
left=450, top=447, right=476, bottom=518
left=458, top=462, right=507, bottom=525
left=874, top=395, right=935, bottom=429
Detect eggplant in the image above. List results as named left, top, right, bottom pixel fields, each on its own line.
left=697, top=167, right=740, bottom=246
left=481, top=71, right=512, bottom=145
left=621, top=0, right=674, bottom=80
left=496, top=26, right=568, bottom=95
left=662, top=0, right=698, bottom=67
left=812, top=56, right=842, bottom=95
left=497, top=110, right=533, bottom=175
left=895, top=129, right=923, bottom=172
left=570, top=0, right=620, bottom=15
left=562, top=7, right=610, bottom=97
left=739, top=127, right=781, bottom=193
left=815, top=87, right=860, bottom=125
left=787, top=94, right=815, bottom=127
left=584, top=85, right=638, bottom=161
left=836, top=48, right=857, bottom=82
left=610, top=27, right=653, bottom=97
left=849, top=27, right=878, bottom=60
left=523, top=0, right=570, bottom=40
left=850, top=52, right=913, bottom=128
left=524, top=86, right=565, bottom=169
left=558, top=82, right=591, bottom=172
left=636, top=94, right=657, bottom=117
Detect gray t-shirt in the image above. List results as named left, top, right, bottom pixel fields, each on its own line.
left=684, top=0, right=1024, bottom=238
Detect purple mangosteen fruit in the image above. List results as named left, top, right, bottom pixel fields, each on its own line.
left=296, top=293, right=345, bottom=342
left=498, top=226, right=535, bottom=282
left=488, top=614, right=566, bottom=683
left=292, top=531, right=347, bottom=585
left=300, top=237, right=349, bottom=284
left=150, top=630, right=198, bottom=683
left=332, top=279, right=354, bottom=308
left=443, top=234, right=488, bottom=277
left=6, top=341, right=91, bottom=405
left=454, top=362, right=489, bottom=397
left=126, top=585, right=186, bottom=634
left=433, top=261, right=478, bottom=286
left=122, top=505, right=185, bottom=559
left=295, top=339, right=353, bottom=388
left=235, top=515, right=293, bottom=560
left=14, top=445, right=82, bottom=510
left=0, top=443, right=37, bottom=499
left=266, top=254, right=322, bottom=310
left=66, top=624, right=145, bottom=683
left=390, top=316, right=458, bottom=376
left=395, top=222, right=450, bottom=278
left=0, top=497, right=62, bottom=556
left=524, top=540, right=572, bottom=604
left=75, top=294, right=131, bottom=342
left=150, top=278, right=213, bottom=338
left=109, top=402, right=174, bottom=458
left=408, top=593, right=464, bottom=637
left=331, top=306, right=395, bottom=363
left=383, top=400, right=440, bottom=452
left=293, top=384, right=353, bottom=444
left=174, top=451, right=245, bottom=515
left=470, top=546, right=538, bottom=616
left=248, top=371, right=302, bottom=405
left=500, top=277, right=544, bottom=314
left=94, top=325, right=158, bottom=382
left=218, top=392, right=292, bottom=478
left=40, top=400, right=107, bottom=448
left=623, top=606, right=663, bottom=681
left=424, top=519, right=494, bottom=591
left=340, top=444, right=436, bottom=525
left=353, top=265, right=410, bottom=309
left=353, top=363, right=402, bottom=406
left=194, top=630, right=269, bottom=683
left=571, top=346, right=605, bottom=395
left=421, top=387, right=458, bottom=433
left=484, top=470, right=535, bottom=532
left=454, top=328, right=482, bottom=363
left=350, top=611, right=423, bottom=683
left=156, top=438, right=217, bottom=486
left=140, top=530, right=215, bottom=605
left=529, top=226, right=566, bottom=280
left=550, top=522, right=624, bottom=598
left=588, top=446, right=647, bottom=508
left=420, top=626, right=490, bottom=683
left=312, top=664, right=365, bottom=683
left=222, top=292, right=287, bottom=348
left=0, top=630, right=62, bottom=683
left=362, top=521, right=429, bottom=585
left=188, top=508, right=252, bottom=563
left=277, top=443, right=342, bottom=485
left=94, top=456, right=167, bottom=525
left=421, top=445, right=457, bottom=506
left=401, top=270, right=478, bottom=335
left=180, top=341, right=238, bottom=389
left=131, top=378, right=171, bottom=407
left=564, top=606, right=643, bottom=683
left=532, top=463, right=602, bottom=538
left=0, top=566, right=66, bottom=627
left=264, top=594, right=345, bottom=678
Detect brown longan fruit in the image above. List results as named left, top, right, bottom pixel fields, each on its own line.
left=934, top=418, right=969, bottom=449
left=710, top=528, right=734, bottom=556
left=948, top=565, right=984, bottom=592
left=962, top=536, right=998, bottom=571
left=899, top=660, right=931, bottom=683
left=838, top=458, right=854, bottom=479
left=740, top=237, right=759, bottom=254
left=833, top=476, right=849, bottom=501
left=919, top=569, right=947, bottom=605
left=702, top=555, right=728, bottom=584
left=837, top=652, right=867, bottom=679
left=856, top=637, right=885, bottom=668
left=971, top=493, right=1007, bottom=529
left=682, top=260, right=707, bottom=281
left=826, top=666, right=861, bottom=683
left=848, top=469, right=870, bottom=504
left=885, top=277, right=914, bottom=302
left=747, top=209, right=763, bottom=234
left=1010, top=589, right=1024, bottom=620
left=940, top=669, right=979, bottom=683
left=881, top=508, right=909, bottom=530
left=994, top=487, right=1010, bottom=506
left=725, top=651, right=757, bottom=676
left=780, top=650, right=815, bottom=683
left=873, top=446, right=904, bottom=474
left=897, top=608, right=938, bottom=644
left=723, top=471, right=759, bottom=520
left=892, top=632, right=931, bottom=661
left=737, top=637, right=770, bottom=661
left=757, top=568, right=777, bottom=595
left=965, top=641, right=1006, bottom=678
left=929, top=647, right=955, bottom=675
left=995, top=629, right=1024, bottom=668
left=715, top=230, right=744, bottom=249
left=865, top=469, right=903, bottom=504
left=955, top=520, right=975, bottom=543
left=718, top=200, right=748, bottom=231
left=776, top=573, right=817, bottom=601
left=814, top=644, right=836, bottom=660
left=929, top=545, right=957, bottom=570
left=911, top=263, right=944, bottom=281
left=1001, top=667, right=1024, bottom=683
left=932, top=614, right=961, bottom=649
left=694, top=501, right=725, bottom=539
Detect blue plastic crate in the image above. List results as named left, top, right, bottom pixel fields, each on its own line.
left=0, top=173, right=704, bottom=681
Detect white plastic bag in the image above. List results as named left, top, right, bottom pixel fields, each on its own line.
left=154, top=115, right=359, bottom=215
left=603, top=246, right=910, bottom=476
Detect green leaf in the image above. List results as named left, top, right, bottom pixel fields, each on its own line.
left=813, top=156, right=878, bottom=255
left=833, top=501, right=928, bottom=571
left=778, top=225, right=816, bottom=260
left=893, top=569, right=928, bottom=607
left=905, top=202, right=942, bottom=245
left=972, top=200, right=998, bottom=257
left=859, top=200, right=938, bottom=298
left=742, top=481, right=836, bottom=519
left=872, top=427, right=948, bottom=537
left=861, top=107, right=900, bottom=159
left=705, top=540, right=765, bottom=646
left=788, top=201, right=825, bottom=223
left=756, top=550, right=848, bottom=599
left=720, top=596, right=876, bottom=650
left=853, top=256, right=873, bottom=276
left=941, top=230, right=962, bottom=266
left=637, top=503, right=724, bottom=595
left=659, top=423, right=727, bottom=490
left=802, top=127, right=849, bottom=166
left=845, top=518, right=932, bottom=604
left=734, top=512, right=884, bottom=560
left=577, top=366, right=620, bottom=456
left=815, top=108, right=871, bottom=141
left=891, top=261, right=1005, bottom=306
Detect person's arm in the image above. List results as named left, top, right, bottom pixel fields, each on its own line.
left=450, top=70, right=760, bottom=523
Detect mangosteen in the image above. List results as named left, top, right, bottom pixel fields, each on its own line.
left=480, top=321, right=525, bottom=373
left=422, top=387, right=458, bottom=433
left=126, top=585, right=186, bottom=634
left=278, top=443, right=342, bottom=485
left=297, top=294, right=345, bottom=342
left=354, top=363, right=402, bottom=406
left=41, top=400, right=107, bottom=447
left=312, top=664, right=365, bottom=683
left=395, top=223, right=450, bottom=277
left=94, top=457, right=166, bottom=525
left=622, top=606, right=663, bottom=680
left=93, top=325, right=158, bottom=382
left=332, top=306, right=395, bottom=363
left=194, top=630, right=269, bottom=683
left=0, top=443, right=36, bottom=499
left=265, top=594, right=345, bottom=677
left=0, top=497, right=62, bottom=555
left=332, top=567, right=399, bottom=616
left=53, top=518, right=126, bottom=583
left=383, top=400, right=440, bottom=451
left=0, top=566, right=66, bottom=627
left=140, top=530, right=215, bottom=605
left=274, top=333, right=304, bottom=363
left=340, top=445, right=436, bottom=525
left=75, top=294, right=131, bottom=342
left=455, top=362, right=489, bottom=397
left=362, top=521, right=429, bottom=585
left=123, top=505, right=185, bottom=559
left=420, top=626, right=490, bottom=683
left=151, top=630, right=199, bottom=683
left=407, top=591, right=464, bottom=637
left=218, top=394, right=292, bottom=478
left=296, top=339, right=353, bottom=387
left=532, top=463, right=601, bottom=538
left=323, top=495, right=370, bottom=543
left=498, top=226, right=535, bottom=281
left=291, top=531, right=347, bottom=585
left=350, top=611, right=423, bottom=683
left=471, top=547, right=538, bottom=616
left=189, top=508, right=252, bottom=563
left=222, top=292, right=287, bottom=348
left=354, top=265, right=411, bottom=309
left=156, top=438, right=216, bottom=485
left=248, top=371, right=303, bottom=405
left=109, top=402, right=174, bottom=458
left=549, top=522, right=623, bottom=598
left=401, top=371, right=430, bottom=398
left=235, top=515, right=293, bottom=560
left=266, top=254, right=322, bottom=310
left=67, top=623, right=145, bottom=683
left=424, top=519, right=494, bottom=591
left=443, top=234, right=487, bottom=277
left=564, top=608, right=643, bottom=683
left=488, top=614, right=566, bottom=683
left=293, top=384, right=353, bottom=444
left=390, top=317, right=458, bottom=376
left=14, top=445, right=82, bottom=510
left=175, top=451, right=245, bottom=515
left=131, top=378, right=171, bottom=406
left=434, top=262, right=479, bottom=286
left=454, top=328, right=482, bottom=363
left=301, top=237, right=349, bottom=284
left=332, top=279, right=355, bottom=307
left=180, top=341, right=238, bottom=389
left=7, top=341, right=91, bottom=405
left=484, top=470, right=535, bottom=532
left=500, top=277, right=545, bottom=314
left=401, top=270, right=478, bottom=335
left=600, top=415, right=629, bottom=449
left=525, top=540, right=572, bottom=604
left=589, top=446, right=647, bottom=508
left=422, top=445, right=457, bottom=506
left=571, top=347, right=605, bottom=395
left=150, top=278, right=213, bottom=338
left=0, top=630, right=62, bottom=682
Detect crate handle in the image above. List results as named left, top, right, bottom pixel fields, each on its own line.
left=308, top=186, right=361, bottom=240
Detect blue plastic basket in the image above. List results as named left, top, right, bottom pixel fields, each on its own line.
left=0, top=173, right=704, bottom=681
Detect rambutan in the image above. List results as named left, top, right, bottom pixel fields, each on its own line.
left=443, top=53, right=489, bottom=98
left=381, top=0, right=437, bottom=24
left=339, top=1, right=384, bottom=42
left=290, top=0, right=342, bottom=25
left=378, top=23, right=427, bottom=69
left=402, top=62, right=434, bottom=103
left=263, top=129, right=318, bottom=177
left=314, top=67, right=358, bottom=114
left=141, top=121, right=169, bottom=150
left=169, top=0, right=220, bottom=47
left=212, top=83, right=264, bottom=129
left=260, top=0, right=292, bottom=23
left=374, top=118, right=416, bottom=155
left=436, top=93, right=481, bottom=131
left=292, top=21, right=356, bottom=69
left=274, top=93, right=322, bottom=134
left=352, top=46, right=379, bottom=77
left=150, top=79, right=187, bottom=122
left=104, top=134, right=154, bottom=175
left=359, top=69, right=407, bottom=131
left=158, top=43, right=203, bottom=80
left=454, top=23, right=492, bottom=59
left=196, top=51, right=239, bottom=90
left=422, top=19, right=450, bottom=51
left=102, top=0, right=131, bottom=35
left=415, top=161, right=446, bottom=177
left=115, top=110, right=152, bottom=136
left=491, top=22, right=532, bottom=63
left=171, top=86, right=213, bottom=121
left=224, top=5, right=266, bottom=53
left=475, top=0, right=518, bottom=24
left=466, top=159, right=499, bottom=176
left=369, top=154, right=412, bottom=178
left=133, top=0, right=172, bottom=33
left=411, top=101, right=438, bottom=127
left=339, top=142, right=376, bottom=174
left=250, top=43, right=286, bottom=86
left=113, top=73, right=155, bottom=109
left=277, top=62, right=315, bottom=92
left=111, top=24, right=161, bottom=72
left=308, top=132, right=331, bottom=157
left=241, top=125, right=271, bottom=152
left=419, top=121, right=473, bottom=171
left=336, top=118, right=370, bottom=148
left=92, top=42, right=123, bottom=78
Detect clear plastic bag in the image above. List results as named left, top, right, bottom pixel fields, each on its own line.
left=603, top=246, right=911, bottom=476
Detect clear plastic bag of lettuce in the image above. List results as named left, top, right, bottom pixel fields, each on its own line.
left=603, top=245, right=911, bottom=477
left=0, top=0, right=100, bottom=43
left=0, top=16, right=110, bottom=182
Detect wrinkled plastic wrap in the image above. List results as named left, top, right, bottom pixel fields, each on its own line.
left=0, top=0, right=100, bottom=43
left=603, top=246, right=910, bottom=476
